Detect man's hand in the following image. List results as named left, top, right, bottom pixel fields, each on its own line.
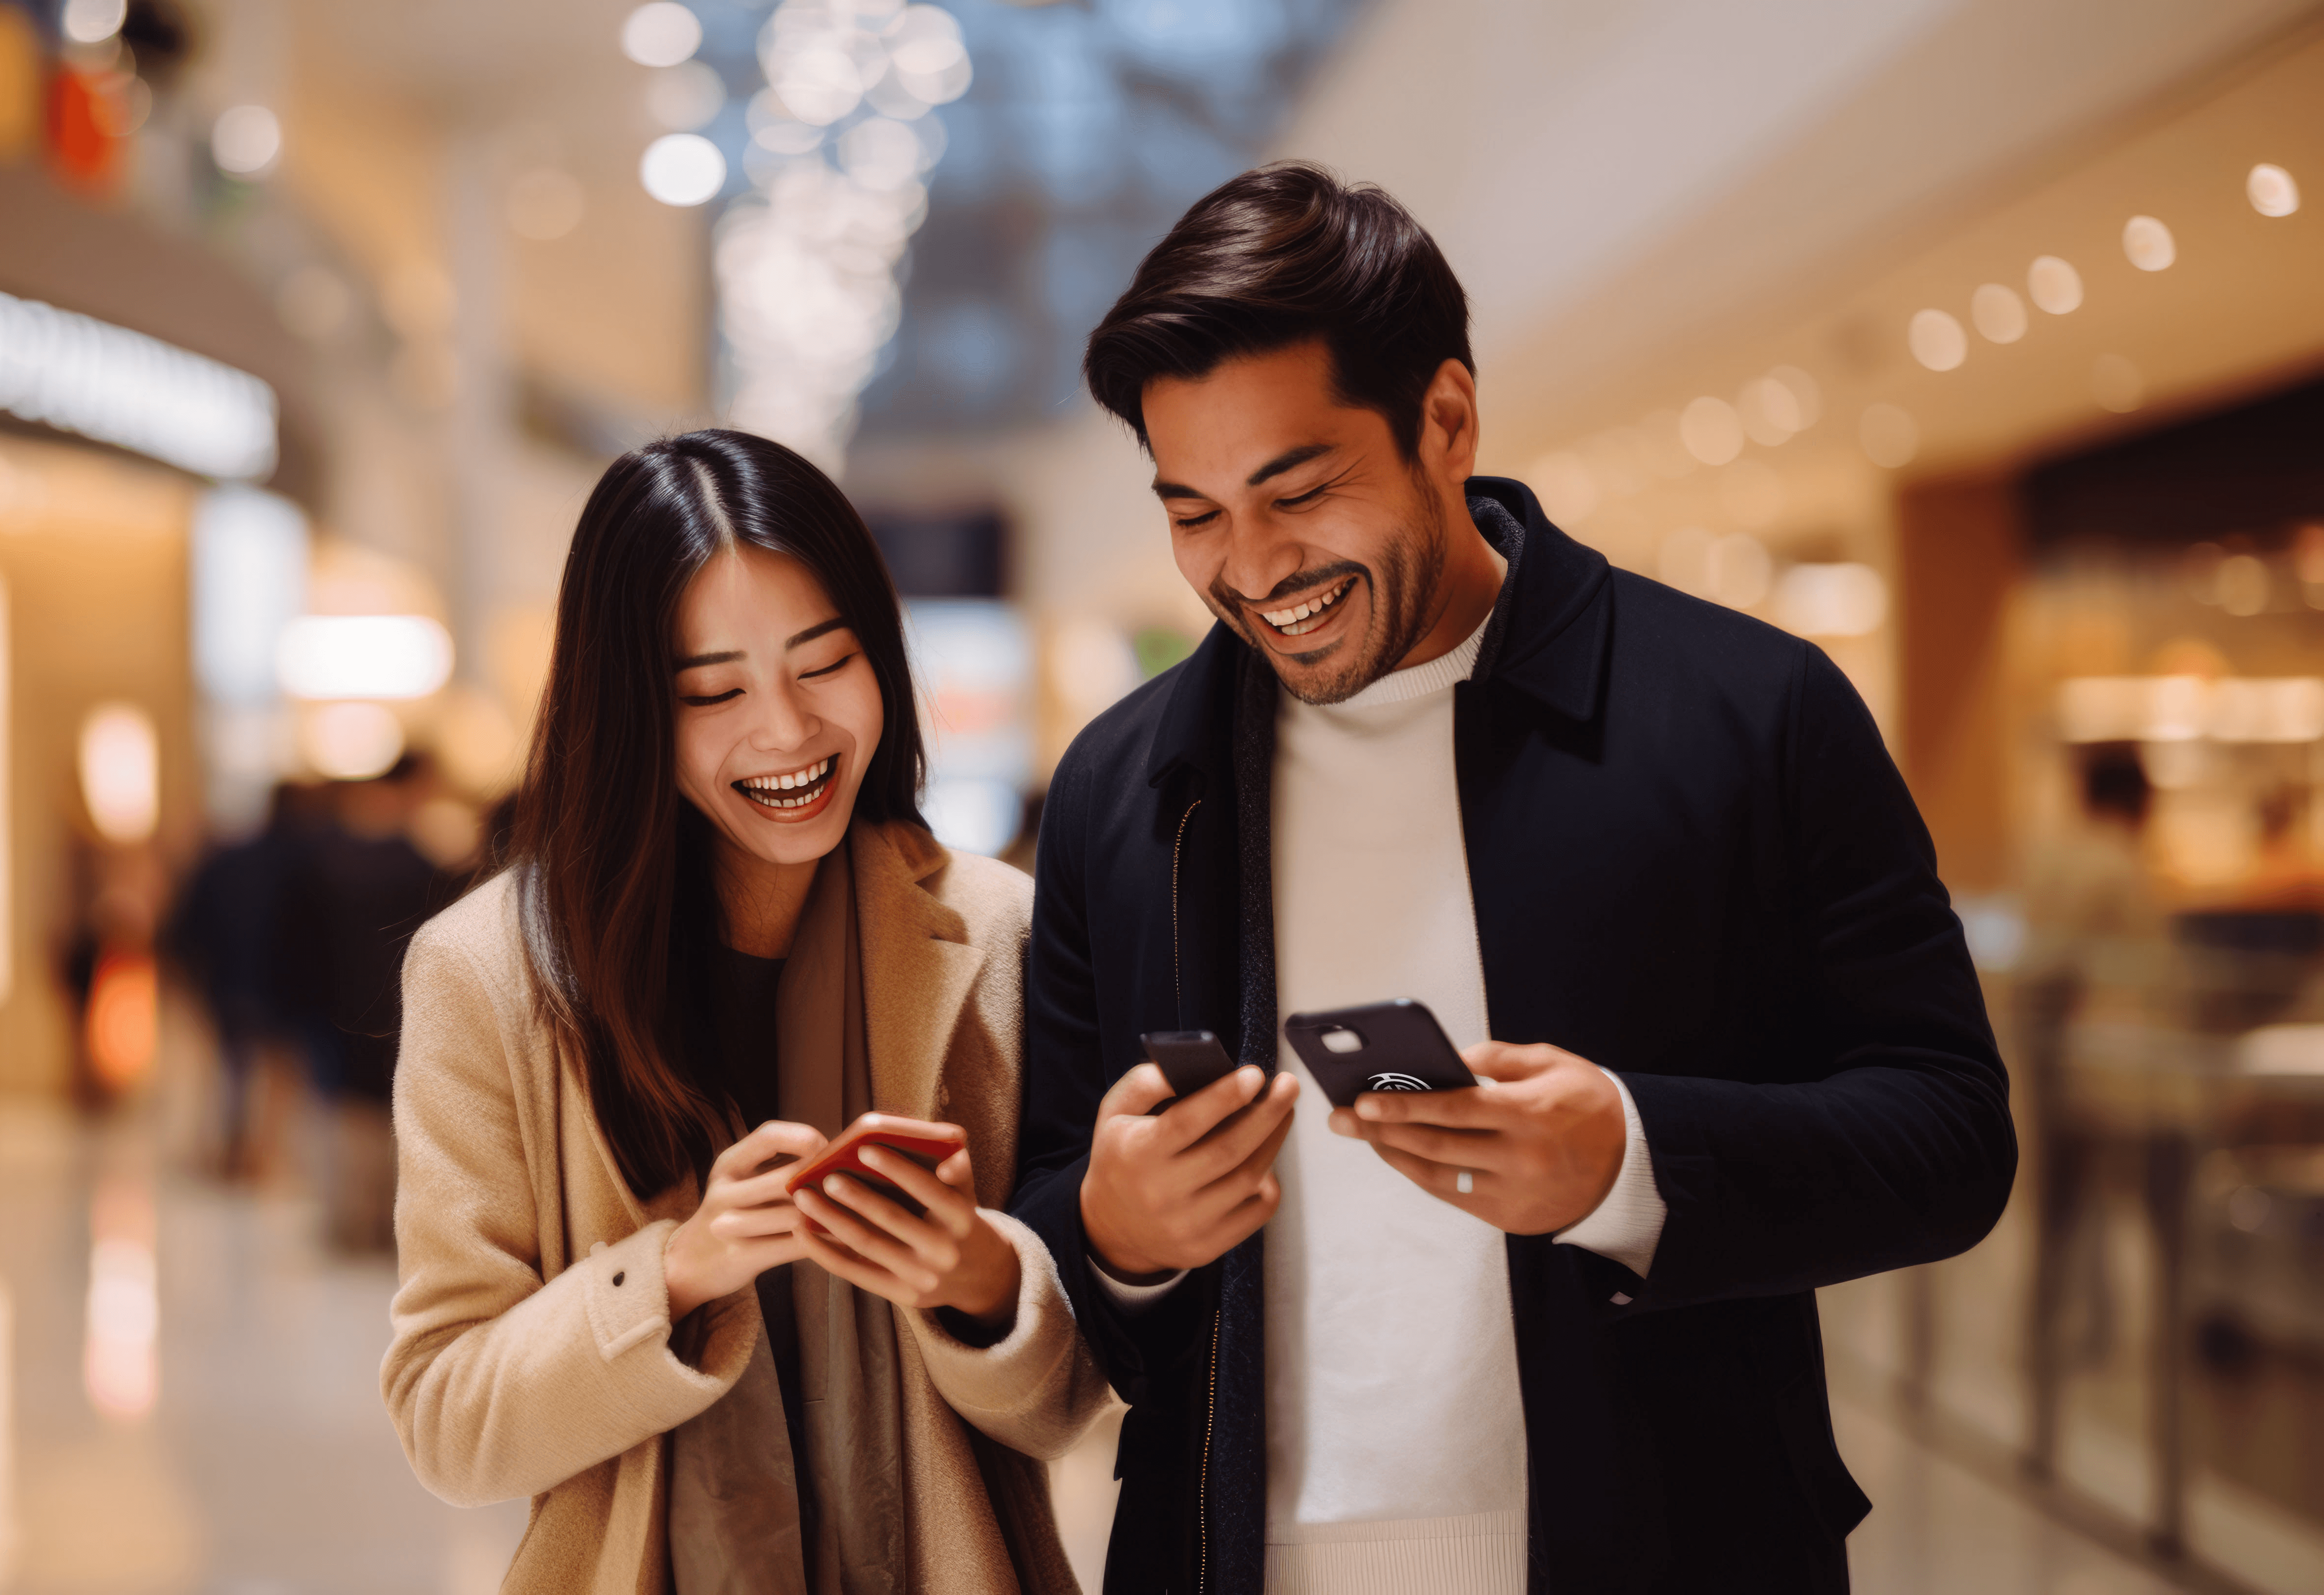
left=1081, top=1062, right=1300, bottom=1280
left=1327, top=1040, right=1623, bottom=1235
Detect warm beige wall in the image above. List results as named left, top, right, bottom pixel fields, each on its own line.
left=0, top=442, right=197, bottom=1094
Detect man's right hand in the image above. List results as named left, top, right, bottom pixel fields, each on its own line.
left=1080, top=1062, right=1299, bottom=1281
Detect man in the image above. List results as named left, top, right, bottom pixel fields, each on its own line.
left=1010, top=162, right=2016, bottom=1594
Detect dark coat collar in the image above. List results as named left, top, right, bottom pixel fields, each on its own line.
left=1143, top=474, right=1614, bottom=786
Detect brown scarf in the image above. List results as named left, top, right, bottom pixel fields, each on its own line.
left=669, top=843, right=911, bottom=1595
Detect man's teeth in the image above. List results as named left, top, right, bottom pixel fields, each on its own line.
left=1261, top=581, right=1349, bottom=635
left=739, top=757, right=833, bottom=808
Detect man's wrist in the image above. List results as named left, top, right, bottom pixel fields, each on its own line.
left=1079, top=1182, right=1173, bottom=1283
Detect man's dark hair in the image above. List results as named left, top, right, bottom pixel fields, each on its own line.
left=1084, top=161, right=1473, bottom=457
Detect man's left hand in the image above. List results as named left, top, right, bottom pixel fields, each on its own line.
left=1327, top=1040, right=1626, bottom=1234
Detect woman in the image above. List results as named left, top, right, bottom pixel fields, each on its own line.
left=382, top=430, right=1111, bottom=1594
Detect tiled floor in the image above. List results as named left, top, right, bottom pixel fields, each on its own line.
left=0, top=1097, right=2217, bottom=1594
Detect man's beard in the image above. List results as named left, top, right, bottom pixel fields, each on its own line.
left=1210, top=492, right=1450, bottom=707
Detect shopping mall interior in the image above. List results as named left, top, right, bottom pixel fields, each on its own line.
left=5, top=0, right=2324, bottom=1589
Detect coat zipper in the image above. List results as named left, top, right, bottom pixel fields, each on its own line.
left=1198, top=1306, right=1220, bottom=1595
left=1171, top=793, right=1215, bottom=1593
left=1171, top=798, right=1201, bottom=1012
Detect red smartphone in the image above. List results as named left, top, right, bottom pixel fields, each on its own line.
left=782, top=1112, right=965, bottom=1218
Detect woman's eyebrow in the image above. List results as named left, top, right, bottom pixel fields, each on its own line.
left=785, top=617, right=847, bottom=649
left=672, top=649, right=743, bottom=671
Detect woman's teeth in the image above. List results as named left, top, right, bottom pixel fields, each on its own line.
left=738, top=756, right=834, bottom=810
left=1261, top=580, right=1352, bottom=637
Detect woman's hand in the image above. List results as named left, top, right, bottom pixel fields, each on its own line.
left=664, top=1120, right=828, bottom=1322
left=791, top=1139, right=1023, bottom=1330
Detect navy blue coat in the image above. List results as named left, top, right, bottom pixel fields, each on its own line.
left=1010, top=477, right=2017, bottom=1593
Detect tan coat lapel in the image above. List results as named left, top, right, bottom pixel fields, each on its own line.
left=849, top=820, right=984, bottom=1122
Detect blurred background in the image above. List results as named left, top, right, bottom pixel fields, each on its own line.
left=3, top=0, right=2324, bottom=1589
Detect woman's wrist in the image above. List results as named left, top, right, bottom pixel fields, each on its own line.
left=951, top=1217, right=1023, bottom=1328
left=662, top=1222, right=709, bottom=1322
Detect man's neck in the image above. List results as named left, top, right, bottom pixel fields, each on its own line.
left=1393, top=488, right=1507, bottom=674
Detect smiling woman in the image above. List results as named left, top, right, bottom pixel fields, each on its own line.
left=380, top=430, right=1110, bottom=1595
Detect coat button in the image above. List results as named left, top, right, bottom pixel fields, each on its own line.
left=613, top=1272, right=626, bottom=1287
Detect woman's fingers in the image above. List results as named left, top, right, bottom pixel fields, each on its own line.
left=794, top=1185, right=944, bottom=1290
left=797, top=1228, right=928, bottom=1306
left=859, top=1146, right=977, bottom=1237
left=711, top=1197, right=803, bottom=1240
left=715, top=1119, right=827, bottom=1181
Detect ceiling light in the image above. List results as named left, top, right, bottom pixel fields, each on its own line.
left=2027, top=255, right=2082, bottom=315
left=1909, top=308, right=1966, bottom=371
left=2248, top=163, right=2299, bottom=218
left=277, top=615, right=454, bottom=700
left=301, top=703, right=407, bottom=781
left=2122, top=215, right=2175, bottom=272
left=640, top=132, right=726, bottom=206
left=622, top=2, right=702, bottom=67
left=1970, top=283, right=2026, bottom=344
left=0, top=290, right=278, bottom=480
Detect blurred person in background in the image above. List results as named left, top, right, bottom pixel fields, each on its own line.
left=383, top=431, right=1110, bottom=1595
left=1012, top=163, right=2018, bottom=1594
left=2019, top=743, right=2165, bottom=1455
left=165, top=780, right=323, bottom=1179
left=279, top=755, right=451, bottom=1250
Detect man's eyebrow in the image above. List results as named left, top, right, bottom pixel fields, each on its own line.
left=1246, top=443, right=1333, bottom=487
left=673, top=649, right=743, bottom=671
left=785, top=617, right=849, bottom=649
left=1151, top=443, right=1336, bottom=501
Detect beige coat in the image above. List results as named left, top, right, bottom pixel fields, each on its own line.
left=382, top=821, right=1114, bottom=1594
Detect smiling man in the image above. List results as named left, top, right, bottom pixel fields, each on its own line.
left=1008, top=164, right=2017, bottom=1595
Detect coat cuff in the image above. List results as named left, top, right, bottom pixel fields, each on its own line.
left=904, top=1210, right=1092, bottom=1440
left=578, top=1220, right=758, bottom=1429
left=1554, top=1069, right=1666, bottom=1281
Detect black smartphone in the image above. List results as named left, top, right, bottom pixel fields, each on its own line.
left=1139, top=1030, right=1239, bottom=1106
left=1281, top=999, right=1478, bottom=1110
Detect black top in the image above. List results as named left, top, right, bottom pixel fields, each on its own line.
left=1010, top=477, right=2016, bottom=1594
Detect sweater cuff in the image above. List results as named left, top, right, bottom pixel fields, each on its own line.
left=1086, top=1253, right=1189, bottom=1317
left=1554, top=1069, right=1666, bottom=1280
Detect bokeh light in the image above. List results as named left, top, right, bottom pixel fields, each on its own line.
left=276, top=615, right=453, bottom=701
left=1970, top=282, right=2026, bottom=344
left=77, top=703, right=158, bottom=845
left=622, top=2, right=703, bottom=67
left=1679, top=395, right=1743, bottom=466
left=2122, top=214, right=2176, bottom=272
left=646, top=61, right=727, bottom=131
left=640, top=132, right=727, bottom=206
left=2248, top=162, right=2300, bottom=217
left=211, top=105, right=282, bottom=176
left=1910, top=308, right=1967, bottom=371
left=2027, top=254, right=2083, bottom=315
left=299, top=702, right=407, bottom=781
left=59, top=0, right=126, bottom=45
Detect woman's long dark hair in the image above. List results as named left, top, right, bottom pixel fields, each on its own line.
left=511, top=430, right=925, bottom=1198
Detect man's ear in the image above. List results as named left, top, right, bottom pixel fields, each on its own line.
left=1417, top=358, right=1480, bottom=486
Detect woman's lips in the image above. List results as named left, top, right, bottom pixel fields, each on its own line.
left=734, top=754, right=838, bottom=819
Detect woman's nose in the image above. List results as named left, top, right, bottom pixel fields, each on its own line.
left=748, top=684, right=817, bottom=750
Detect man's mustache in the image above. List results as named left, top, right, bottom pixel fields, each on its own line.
left=1211, top=560, right=1368, bottom=613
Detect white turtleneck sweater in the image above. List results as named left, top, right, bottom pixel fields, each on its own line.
left=1100, top=617, right=1665, bottom=1595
